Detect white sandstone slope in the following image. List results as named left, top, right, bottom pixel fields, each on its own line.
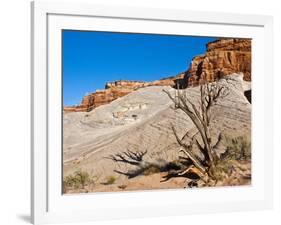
left=63, top=73, right=251, bottom=186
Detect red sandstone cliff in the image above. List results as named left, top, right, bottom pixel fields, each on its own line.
left=64, top=38, right=251, bottom=112
left=186, top=38, right=251, bottom=86
left=64, top=73, right=184, bottom=112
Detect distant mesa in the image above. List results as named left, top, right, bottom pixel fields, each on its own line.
left=64, top=74, right=185, bottom=112
left=64, top=38, right=251, bottom=113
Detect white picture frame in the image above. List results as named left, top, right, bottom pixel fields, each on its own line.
left=31, top=1, right=274, bottom=224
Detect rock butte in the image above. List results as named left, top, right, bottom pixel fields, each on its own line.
left=64, top=38, right=251, bottom=112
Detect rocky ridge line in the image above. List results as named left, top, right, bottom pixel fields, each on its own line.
left=64, top=73, right=185, bottom=112
left=64, top=38, right=251, bottom=112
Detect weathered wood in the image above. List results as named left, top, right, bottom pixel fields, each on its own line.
left=171, top=126, right=206, bottom=174
left=163, top=80, right=229, bottom=179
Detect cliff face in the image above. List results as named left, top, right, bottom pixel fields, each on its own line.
left=64, top=73, right=184, bottom=112
left=186, top=38, right=251, bottom=87
left=64, top=38, right=251, bottom=112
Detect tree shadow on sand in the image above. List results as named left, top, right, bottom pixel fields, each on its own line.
left=104, top=149, right=149, bottom=178
left=105, top=150, right=200, bottom=186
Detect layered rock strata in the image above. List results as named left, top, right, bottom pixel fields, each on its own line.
left=63, top=74, right=251, bottom=191
left=186, top=38, right=251, bottom=87
left=64, top=38, right=251, bottom=112
left=64, top=73, right=184, bottom=112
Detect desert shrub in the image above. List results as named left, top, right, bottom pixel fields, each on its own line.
left=142, top=159, right=184, bottom=176
left=118, top=184, right=127, bottom=190
left=209, top=159, right=235, bottom=181
left=63, top=170, right=91, bottom=189
left=104, top=175, right=116, bottom=185
left=64, top=175, right=79, bottom=188
left=75, top=170, right=90, bottom=186
left=142, top=164, right=161, bottom=176
left=204, top=136, right=251, bottom=182
left=221, top=136, right=251, bottom=161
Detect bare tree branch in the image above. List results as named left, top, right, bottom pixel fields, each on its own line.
left=212, top=132, right=223, bottom=150
left=164, top=80, right=229, bottom=180
left=171, top=126, right=206, bottom=173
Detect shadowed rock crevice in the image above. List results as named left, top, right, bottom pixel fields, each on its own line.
left=244, top=90, right=251, bottom=103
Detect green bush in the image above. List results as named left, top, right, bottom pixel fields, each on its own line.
left=142, top=165, right=161, bottom=176
left=63, top=170, right=91, bottom=189
left=104, top=175, right=116, bottom=185
left=221, top=136, right=251, bottom=161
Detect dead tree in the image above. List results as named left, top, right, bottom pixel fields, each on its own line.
left=163, top=80, right=229, bottom=179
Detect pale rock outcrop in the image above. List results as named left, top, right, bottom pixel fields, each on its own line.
left=63, top=74, right=251, bottom=189
left=64, top=73, right=185, bottom=112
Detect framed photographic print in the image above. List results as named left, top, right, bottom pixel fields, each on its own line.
left=31, top=1, right=273, bottom=224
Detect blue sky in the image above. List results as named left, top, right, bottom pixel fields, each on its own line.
left=63, top=30, right=217, bottom=106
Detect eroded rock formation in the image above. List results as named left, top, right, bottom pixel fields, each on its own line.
left=63, top=74, right=251, bottom=192
left=64, top=73, right=184, bottom=112
left=64, top=38, right=251, bottom=112
left=186, top=38, right=251, bottom=87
